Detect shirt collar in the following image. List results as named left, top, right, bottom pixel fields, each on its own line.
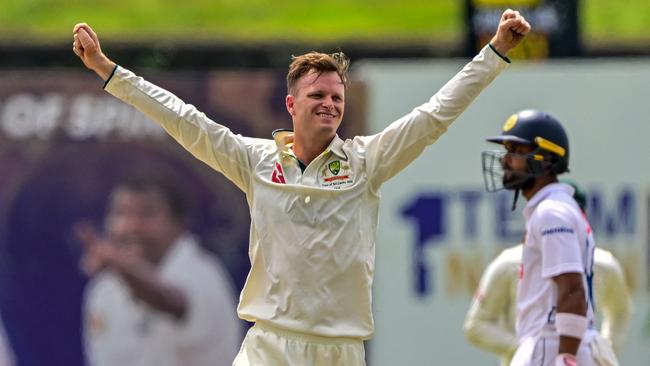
left=271, top=129, right=348, bottom=160
left=523, top=182, right=575, bottom=219
left=326, top=135, right=348, bottom=160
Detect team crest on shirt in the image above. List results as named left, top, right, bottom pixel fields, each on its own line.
left=328, top=160, right=341, bottom=175
left=319, top=159, right=353, bottom=188
left=271, top=162, right=286, bottom=184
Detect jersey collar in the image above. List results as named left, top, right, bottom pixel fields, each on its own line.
left=523, top=182, right=575, bottom=219
left=271, top=129, right=348, bottom=160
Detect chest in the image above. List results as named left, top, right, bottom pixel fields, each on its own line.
left=259, top=152, right=360, bottom=189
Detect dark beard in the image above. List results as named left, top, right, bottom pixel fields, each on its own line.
left=502, top=170, right=535, bottom=191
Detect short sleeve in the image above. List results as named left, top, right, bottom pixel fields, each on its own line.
left=536, top=207, right=583, bottom=278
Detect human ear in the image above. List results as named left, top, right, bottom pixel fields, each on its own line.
left=286, top=94, right=295, bottom=116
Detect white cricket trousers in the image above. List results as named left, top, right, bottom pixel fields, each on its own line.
left=232, top=322, right=366, bottom=366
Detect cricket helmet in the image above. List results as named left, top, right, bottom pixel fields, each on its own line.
left=482, top=110, right=570, bottom=193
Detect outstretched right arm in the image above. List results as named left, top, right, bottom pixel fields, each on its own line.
left=72, top=23, right=253, bottom=192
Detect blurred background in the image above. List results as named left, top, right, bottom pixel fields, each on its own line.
left=0, top=0, right=648, bottom=365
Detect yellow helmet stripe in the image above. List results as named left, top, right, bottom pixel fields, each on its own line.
left=534, top=137, right=566, bottom=157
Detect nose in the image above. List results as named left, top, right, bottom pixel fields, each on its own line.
left=321, top=97, right=334, bottom=109
left=500, top=152, right=512, bottom=167
left=321, top=95, right=335, bottom=109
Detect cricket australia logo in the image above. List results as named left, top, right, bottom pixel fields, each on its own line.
left=319, top=159, right=353, bottom=188
left=271, top=162, right=286, bottom=184
left=328, top=160, right=341, bottom=175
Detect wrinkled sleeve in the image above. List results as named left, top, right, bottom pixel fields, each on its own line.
left=536, top=207, right=583, bottom=278
left=596, top=253, right=633, bottom=354
left=464, top=254, right=518, bottom=358
left=104, top=67, right=255, bottom=194
left=359, top=45, right=508, bottom=192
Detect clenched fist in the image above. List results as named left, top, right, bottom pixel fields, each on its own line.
left=489, top=9, right=532, bottom=57
left=72, top=23, right=116, bottom=81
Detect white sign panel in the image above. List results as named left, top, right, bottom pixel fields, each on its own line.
left=356, top=58, right=650, bottom=366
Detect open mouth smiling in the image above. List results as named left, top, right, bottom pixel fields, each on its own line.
left=316, top=111, right=337, bottom=118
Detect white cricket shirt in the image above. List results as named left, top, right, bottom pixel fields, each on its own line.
left=83, top=235, right=241, bottom=366
left=465, top=245, right=520, bottom=366
left=592, top=249, right=632, bottom=353
left=465, top=244, right=632, bottom=366
left=104, top=45, right=508, bottom=339
left=517, top=183, right=595, bottom=341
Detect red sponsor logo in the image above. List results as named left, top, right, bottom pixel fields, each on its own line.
left=323, top=175, right=349, bottom=183
left=271, top=162, right=286, bottom=184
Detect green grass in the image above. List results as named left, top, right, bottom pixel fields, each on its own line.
left=583, top=0, right=650, bottom=43
left=0, top=0, right=647, bottom=45
left=0, top=0, right=461, bottom=44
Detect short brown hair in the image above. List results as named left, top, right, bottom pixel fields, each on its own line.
left=286, top=51, right=350, bottom=95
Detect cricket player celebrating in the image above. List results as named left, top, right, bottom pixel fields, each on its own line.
left=482, top=110, right=619, bottom=366
left=464, top=183, right=632, bottom=366
left=72, top=10, right=530, bottom=365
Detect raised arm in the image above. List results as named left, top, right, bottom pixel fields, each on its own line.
left=362, top=9, right=530, bottom=190
left=489, top=9, right=531, bottom=57
left=72, top=23, right=116, bottom=81
left=71, top=23, right=254, bottom=193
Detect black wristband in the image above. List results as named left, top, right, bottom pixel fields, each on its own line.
left=102, top=64, right=118, bottom=89
left=488, top=43, right=511, bottom=64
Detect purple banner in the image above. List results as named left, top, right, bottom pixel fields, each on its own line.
left=0, top=69, right=366, bottom=365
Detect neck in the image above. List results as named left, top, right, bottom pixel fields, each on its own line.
left=522, top=175, right=558, bottom=200
left=292, top=133, right=333, bottom=166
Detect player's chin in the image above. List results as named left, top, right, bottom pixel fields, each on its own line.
left=502, top=171, right=529, bottom=190
left=315, top=123, right=339, bottom=138
left=502, top=173, right=519, bottom=189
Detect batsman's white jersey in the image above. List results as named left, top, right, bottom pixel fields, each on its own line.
left=518, top=183, right=595, bottom=340
left=512, top=183, right=598, bottom=366
left=464, top=244, right=632, bottom=366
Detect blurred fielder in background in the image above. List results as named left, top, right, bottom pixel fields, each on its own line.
left=464, top=181, right=632, bottom=366
left=482, top=110, right=619, bottom=366
left=76, top=175, right=241, bottom=366
left=72, top=9, right=530, bottom=366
